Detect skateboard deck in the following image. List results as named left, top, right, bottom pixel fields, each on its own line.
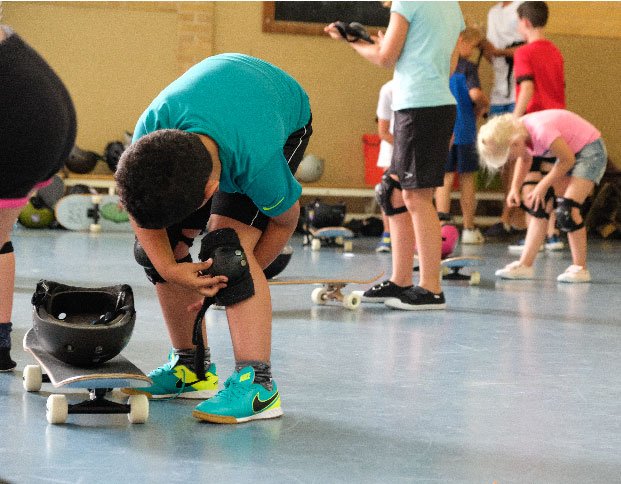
left=269, top=271, right=384, bottom=309
left=23, top=329, right=150, bottom=424
left=55, top=194, right=132, bottom=232
left=306, top=226, right=354, bottom=252
left=441, top=256, right=483, bottom=285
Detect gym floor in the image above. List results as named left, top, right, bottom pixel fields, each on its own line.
left=1, top=226, right=620, bottom=483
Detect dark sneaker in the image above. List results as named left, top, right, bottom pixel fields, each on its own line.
left=384, top=286, right=446, bottom=310
left=352, top=280, right=412, bottom=303
left=0, top=348, right=16, bottom=372
left=484, top=223, right=525, bottom=240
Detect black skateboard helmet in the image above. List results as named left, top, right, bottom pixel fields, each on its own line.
left=32, top=281, right=136, bottom=367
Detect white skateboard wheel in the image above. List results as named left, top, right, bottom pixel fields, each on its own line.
left=91, top=194, right=102, bottom=204
left=311, top=239, right=321, bottom=251
left=343, top=241, right=353, bottom=252
left=23, top=364, right=43, bottom=392
left=343, top=293, right=361, bottom=310
left=46, top=394, right=68, bottom=424
left=89, top=223, right=102, bottom=233
left=128, top=394, right=149, bottom=424
left=311, top=287, right=328, bottom=305
left=469, top=271, right=481, bottom=286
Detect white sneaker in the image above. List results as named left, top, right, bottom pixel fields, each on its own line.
left=557, top=265, right=591, bottom=283
left=461, top=228, right=485, bottom=244
left=495, top=261, right=534, bottom=279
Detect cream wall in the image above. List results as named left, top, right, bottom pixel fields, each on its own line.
left=3, top=1, right=620, bottom=185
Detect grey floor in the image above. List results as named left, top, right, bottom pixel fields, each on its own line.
left=1, top=225, right=620, bottom=483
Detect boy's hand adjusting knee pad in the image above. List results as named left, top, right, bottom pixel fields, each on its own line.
left=199, top=228, right=254, bottom=306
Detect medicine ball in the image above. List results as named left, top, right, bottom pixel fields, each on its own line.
left=295, top=154, right=325, bottom=183
left=18, top=197, right=54, bottom=229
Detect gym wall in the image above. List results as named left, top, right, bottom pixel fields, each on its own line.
left=3, top=1, right=620, bottom=188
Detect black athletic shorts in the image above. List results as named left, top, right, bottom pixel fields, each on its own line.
left=167, top=115, right=313, bottom=244
left=390, top=105, right=456, bottom=189
left=0, top=27, right=76, bottom=204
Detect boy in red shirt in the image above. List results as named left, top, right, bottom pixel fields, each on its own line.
left=510, top=1, right=566, bottom=253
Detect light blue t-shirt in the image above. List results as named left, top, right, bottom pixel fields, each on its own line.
left=133, top=54, right=311, bottom=218
left=390, top=1, right=465, bottom=110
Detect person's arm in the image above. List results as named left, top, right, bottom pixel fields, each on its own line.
left=507, top=152, right=533, bottom=207
left=513, top=79, right=534, bottom=117
left=324, top=12, right=408, bottom=68
left=469, top=87, right=490, bottom=118
left=526, top=137, right=576, bottom=211
left=377, top=118, right=393, bottom=145
left=253, top=202, right=300, bottom=269
left=131, top=221, right=227, bottom=297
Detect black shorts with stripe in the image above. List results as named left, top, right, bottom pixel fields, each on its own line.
left=390, top=105, right=456, bottom=189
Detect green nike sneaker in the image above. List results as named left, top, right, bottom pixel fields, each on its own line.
left=192, top=366, right=283, bottom=424
left=122, top=352, right=218, bottom=399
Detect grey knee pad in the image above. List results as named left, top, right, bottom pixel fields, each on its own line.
left=555, top=197, right=585, bottom=232
left=0, top=241, right=14, bottom=254
left=199, top=228, right=254, bottom=306
left=375, top=173, right=407, bottom=216
left=133, top=238, right=192, bottom=284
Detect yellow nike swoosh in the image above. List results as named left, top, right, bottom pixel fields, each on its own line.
left=263, top=197, right=285, bottom=211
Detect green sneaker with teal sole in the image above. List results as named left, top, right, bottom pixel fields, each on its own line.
left=122, top=352, right=218, bottom=399
left=192, top=366, right=283, bottom=424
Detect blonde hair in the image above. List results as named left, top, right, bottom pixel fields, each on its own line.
left=460, top=26, right=483, bottom=46
left=477, top=113, right=517, bottom=172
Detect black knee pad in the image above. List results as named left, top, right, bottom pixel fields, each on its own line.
left=133, top=239, right=193, bottom=285
left=199, top=228, right=254, bottom=306
left=555, top=197, right=585, bottom=232
left=375, top=174, right=407, bottom=216
left=0, top=241, right=14, bottom=254
left=520, top=185, right=555, bottom=219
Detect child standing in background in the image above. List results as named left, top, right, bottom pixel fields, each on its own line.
left=375, top=79, right=394, bottom=253
left=435, top=27, right=490, bottom=245
left=478, top=110, right=607, bottom=283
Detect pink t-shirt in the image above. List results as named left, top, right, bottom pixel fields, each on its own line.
left=521, top=109, right=601, bottom=158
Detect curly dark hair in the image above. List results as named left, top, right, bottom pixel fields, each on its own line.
left=517, top=2, right=549, bottom=28
left=115, top=129, right=212, bottom=229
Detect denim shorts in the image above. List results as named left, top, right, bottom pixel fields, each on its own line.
left=569, top=138, right=607, bottom=184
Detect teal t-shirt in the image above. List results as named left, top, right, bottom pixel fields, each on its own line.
left=133, top=53, right=311, bottom=218
left=390, top=1, right=465, bottom=110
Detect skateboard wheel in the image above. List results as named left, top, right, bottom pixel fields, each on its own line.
left=91, top=194, right=102, bottom=204
left=311, top=287, right=328, bottom=305
left=46, top=394, right=68, bottom=424
left=343, top=241, right=353, bottom=252
left=311, top=239, right=321, bottom=251
left=128, top=394, right=149, bottom=424
left=89, top=223, right=102, bottom=233
left=469, top=271, right=481, bottom=286
left=335, top=236, right=344, bottom=245
left=23, top=365, right=43, bottom=392
left=343, top=293, right=361, bottom=310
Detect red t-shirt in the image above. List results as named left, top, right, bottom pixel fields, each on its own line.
left=514, top=39, right=565, bottom=113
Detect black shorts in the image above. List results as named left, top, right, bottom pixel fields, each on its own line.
left=166, top=116, right=313, bottom=244
left=0, top=27, right=76, bottom=201
left=391, top=105, right=456, bottom=189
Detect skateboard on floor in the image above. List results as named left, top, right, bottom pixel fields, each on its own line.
left=22, top=328, right=150, bottom=424
left=441, top=256, right=483, bottom=285
left=269, top=272, right=384, bottom=310
left=303, top=226, right=355, bottom=252
left=54, top=194, right=132, bottom=233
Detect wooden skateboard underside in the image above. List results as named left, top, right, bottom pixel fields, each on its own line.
left=269, top=271, right=384, bottom=287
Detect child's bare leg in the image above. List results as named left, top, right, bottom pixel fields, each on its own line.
left=518, top=216, right=547, bottom=267
left=0, top=207, right=21, bottom=371
left=459, top=172, right=477, bottom=229
left=435, top=172, right=454, bottom=217
left=388, top=185, right=415, bottom=287
left=559, top=178, right=595, bottom=268
left=403, top=188, right=442, bottom=294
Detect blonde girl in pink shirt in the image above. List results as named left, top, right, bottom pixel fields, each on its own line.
left=478, top=109, right=607, bottom=282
